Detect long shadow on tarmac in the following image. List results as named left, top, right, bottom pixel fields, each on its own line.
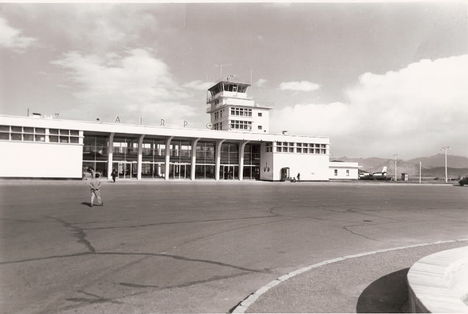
left=356, top=268, right=411, bottom=313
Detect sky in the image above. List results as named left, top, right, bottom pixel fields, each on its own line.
left=0, top=2, right=467, bottom=159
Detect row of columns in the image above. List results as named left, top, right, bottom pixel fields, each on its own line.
left=106, top=133, right=251, bottom=181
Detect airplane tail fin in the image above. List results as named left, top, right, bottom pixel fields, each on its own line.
left=382, top=166, right=388, bottom=173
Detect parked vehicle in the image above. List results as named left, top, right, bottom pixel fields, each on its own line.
left=459, top=176, right=468, bottom=186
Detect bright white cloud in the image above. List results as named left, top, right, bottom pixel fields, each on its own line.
left=52, top=48, right=195, bottom=125
left=0, top=16, right=36, bottom=52
left=183, top=80, right=214, bottom=91
left=256, top=78, right=267, bottom=87
left=279, top=81, right=320, bottom=92
left=272, top=55, right=468, bottom=158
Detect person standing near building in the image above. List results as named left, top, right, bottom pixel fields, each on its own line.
left=89, top=173, right=104, bottom=207
left=297, top=173, right=301, bottom=181
left=111, top=169, right=117, bottom=183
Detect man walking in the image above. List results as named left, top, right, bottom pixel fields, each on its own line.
left=89, top=173, right=104, bottom=207
left=111, top=169, right=117, bottom=183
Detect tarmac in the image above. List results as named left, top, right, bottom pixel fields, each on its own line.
left=0, top=180, right=467, bottom=313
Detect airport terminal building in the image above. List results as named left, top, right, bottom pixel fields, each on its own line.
left=0, top=80, right=356, bottom=181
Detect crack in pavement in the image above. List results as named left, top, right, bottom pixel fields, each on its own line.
left=0, top=251, right=268, bottom=274
left=46, top=216, right=95, bottom=253
left=119, top=271, right=251, bottom=290
left=65, top=290, right=124, bottom=305
left=56, top=289, right=125, bottom=312
left=0, top=252, right=92, bottom=265
left=98, top=251, right=270, bottom=274
left=342, top=224, right=380, bottom=242
left=82, top=213, right=282, bottom=231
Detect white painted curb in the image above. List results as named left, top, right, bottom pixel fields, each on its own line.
left=231, top=238, right=468, bottom=313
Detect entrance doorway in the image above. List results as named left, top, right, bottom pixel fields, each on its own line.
left=220, top=165, right=238, bottom=180
left=169, top=163, right=191, bottom=179
left=112, top=161, right=137, bottom=179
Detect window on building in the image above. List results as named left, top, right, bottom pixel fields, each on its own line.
left=296, top=143, right=302, bottom=153
left=0, top=125, right=9, bottom=140
left=258, top=125, right=262, bottom=130
left=230, top=120, right=252, bottom=130
left=258, top=112, right=262, bottom=117
left=334, top=169, right=338, bottom=176
left=0, top=125, right=79, bottom=143
left=346, top=170, right=350, bottom=176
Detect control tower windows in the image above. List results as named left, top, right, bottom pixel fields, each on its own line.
left=230, top=120, right=252, bottom=130
left=230, top=107, right=252, bottom=116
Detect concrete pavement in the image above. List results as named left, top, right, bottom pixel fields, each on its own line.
left=0, top=181, right=467, bottom=313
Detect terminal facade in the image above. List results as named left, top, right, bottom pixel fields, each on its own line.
left=0, top=80, right=357, bottom=181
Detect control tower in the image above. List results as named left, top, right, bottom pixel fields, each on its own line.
left=206, top=78, right=271, bottom=133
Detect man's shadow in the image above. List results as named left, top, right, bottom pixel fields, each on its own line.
left=81, top=202, right=92, bottom=207
left=356, top=268, right=411, bottom=313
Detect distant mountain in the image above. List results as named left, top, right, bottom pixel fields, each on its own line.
left=421, top=167, right=468, bottom=178
left=407, top=154, right=468, bottom=169
left=336, top=154, right=468, bottom=178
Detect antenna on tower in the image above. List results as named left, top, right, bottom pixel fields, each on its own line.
left=214, top=63, right=231, bottom=80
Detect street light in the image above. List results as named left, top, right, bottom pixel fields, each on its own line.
left=441, top=146, right=450, bottom=183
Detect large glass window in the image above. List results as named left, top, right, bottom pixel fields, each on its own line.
left=113, top=136, right=138, bottom=161
left=196, top=141, right=215, bottom=164
left=83, top=135, right=108, bottom=161
left=195, top=141, right=215, bottom=179
left=170, top=140, right=191, bottom=163
left=142, top=138, right=166, bottom=162
left=82, top=134, right=109, bottom=177
left=141, top=162, right=165, bottom=179
left=221, top=142, right=238, bottom=165
left=195, top=164, right=215, bottom=179
left=244, top=144, right=260, bottom=166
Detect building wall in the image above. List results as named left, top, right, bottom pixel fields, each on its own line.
left=272, top=153, right=330, bottom=181
left=329, top=162, right=359, bottom=180
left=251, top=108, right=270, bottom=133
left=259, top=143, right=274, bottom=180
left=0, top=141, right=83, bottom=178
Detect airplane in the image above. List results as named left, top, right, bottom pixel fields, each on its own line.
left=359, top=166, right=391, bottom=180
left=372, top=166, right=390, bottom=180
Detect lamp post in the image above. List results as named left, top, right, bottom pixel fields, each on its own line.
left=441, top=146, right=450, bottom=183
left=419, top=161, right=422, bottom=184
left=393, top=154, right=398, bottom=182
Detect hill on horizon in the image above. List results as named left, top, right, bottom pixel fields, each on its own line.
left=336, top=154, right=468, bottom=178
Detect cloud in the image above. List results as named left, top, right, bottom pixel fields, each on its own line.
left=256, top=78, right=267, bottom=87
left=52, top=48, right=195, bottom=125
left=272, top=55, right=468, bottom=158
left=279, top=81, right=320, bottom=92
left=183, top=80, right=214, bottom=91
left=9, top=4, right=157, bottom=53
left=0, top=16, right=36, bottom=52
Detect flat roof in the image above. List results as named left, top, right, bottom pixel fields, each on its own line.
left=0, top=114, right=330, bottom=144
